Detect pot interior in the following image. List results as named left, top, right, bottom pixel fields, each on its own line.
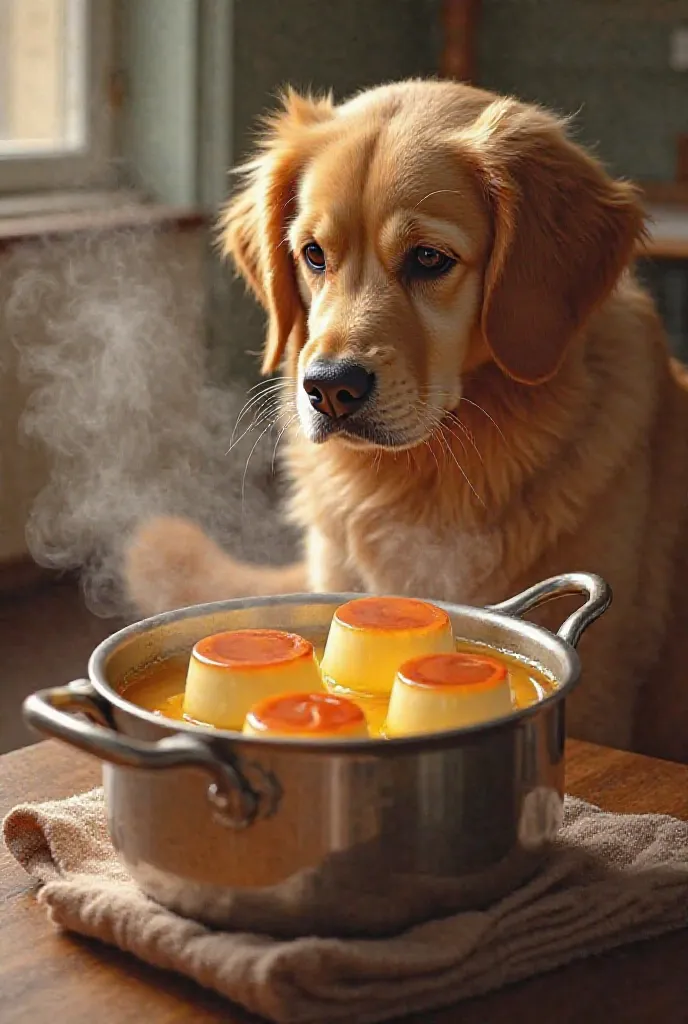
left=92, top=594, right=579, bottom=741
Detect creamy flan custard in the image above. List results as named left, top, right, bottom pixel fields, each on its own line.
left=182, top=629, right=323, bottom=729
left=385, top=652, right=514, bottom=737
left=120, top=599, right=556, bottom=737
left=243, top=692, right=369, bottom=740
left=122, top=636, right=554, bottom=736
left=320, top=596, right=455, bottom=698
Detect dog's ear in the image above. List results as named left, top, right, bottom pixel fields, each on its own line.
left=219, top=89, right=334, bottom=374
left=459, top=100, right=645, bottom=384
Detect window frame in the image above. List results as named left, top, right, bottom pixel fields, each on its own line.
left=0, top=0, right=117, bottom=195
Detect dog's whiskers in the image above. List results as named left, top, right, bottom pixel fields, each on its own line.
left=271, top=413, right=298, bottom=474
left=438, top=420, right=469, bottom=459
left=245, top=375, right=292, bottom=395
left=441, top=415, right=485, bottom=466
left=421, top=438, right=441, bottom=475
left=232, top=380, right=294, bottom=424
left=230, top=398, right=291, bottom=453
left=230, top=381, right=295, bottom=446
left=432, top=425, right=485, bottom=507
left=445, top=412, right=484, bottom=464
left=241, top=408, right=291, bottom=513
left=415, top=399, right=467, bottom=457
left=412, top=409, right=442, bottom=475
left=459, top=396, right=507, bottom=445
left=418, top=386, right=505, bottom=451
left=227, top=396, right=287, bottom=455
left=227, top=403, right=281, bottom=456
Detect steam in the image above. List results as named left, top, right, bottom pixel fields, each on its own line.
left=5, top=229, right=297, bottom=617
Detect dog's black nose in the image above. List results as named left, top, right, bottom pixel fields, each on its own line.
left=302, top=359, right=376, bottom=420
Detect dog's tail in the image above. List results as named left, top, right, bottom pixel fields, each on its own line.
left=123, top=516, right=307, bottom=616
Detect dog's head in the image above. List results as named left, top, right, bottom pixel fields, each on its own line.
left=220, top=81, right=644, bottom=450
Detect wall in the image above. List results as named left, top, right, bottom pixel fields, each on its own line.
left=477, top=0, right=688, bottom=181
left=119, top=0, right=200, bottom=206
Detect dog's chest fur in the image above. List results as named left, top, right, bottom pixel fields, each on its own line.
left=285, top=433, right=515, bottom=607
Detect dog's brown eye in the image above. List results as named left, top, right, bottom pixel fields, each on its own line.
left=407, top=246, right=455, bottom=278
left=303, top=242, right=326, bottom=273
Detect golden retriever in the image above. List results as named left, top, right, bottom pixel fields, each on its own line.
left=125, top=80, right=688, bottom=763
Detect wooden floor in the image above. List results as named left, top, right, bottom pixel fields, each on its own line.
left=0, top=577, right=121, bottom=754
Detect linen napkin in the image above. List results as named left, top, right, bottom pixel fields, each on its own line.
left=3, top=790, right=688, bottom=1024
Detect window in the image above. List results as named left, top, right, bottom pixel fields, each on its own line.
left=0, top=0, right=115, bottom=194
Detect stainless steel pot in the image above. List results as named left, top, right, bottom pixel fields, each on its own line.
left=23, top=572, right=610, bottom=937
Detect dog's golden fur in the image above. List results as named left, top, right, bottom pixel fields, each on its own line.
left=125, top=81, right=688, bottom=762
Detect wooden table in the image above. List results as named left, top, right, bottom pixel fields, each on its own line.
left=1, top=740, right=686, bottom=1024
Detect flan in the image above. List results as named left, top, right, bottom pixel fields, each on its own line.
left=320, top=596, right=454, bottom=697
left=183, top=629, right=323, bottom=729
left=384, top=651, right=513, bottom=736
left=243, top=691, right=369, bottom=739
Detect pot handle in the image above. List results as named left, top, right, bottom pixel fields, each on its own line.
left=22, top=679, right=262, bottom=829
left=486, top=572, right=611, bottom=648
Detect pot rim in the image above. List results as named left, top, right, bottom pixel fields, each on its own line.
left=87, top=591, right=581, bottom=754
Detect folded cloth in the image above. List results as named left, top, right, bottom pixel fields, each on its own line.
left=3, top=791, right=688, bottom=1024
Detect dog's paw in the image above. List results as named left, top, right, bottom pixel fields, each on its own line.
left=123, top=516, right=234, bottom=615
